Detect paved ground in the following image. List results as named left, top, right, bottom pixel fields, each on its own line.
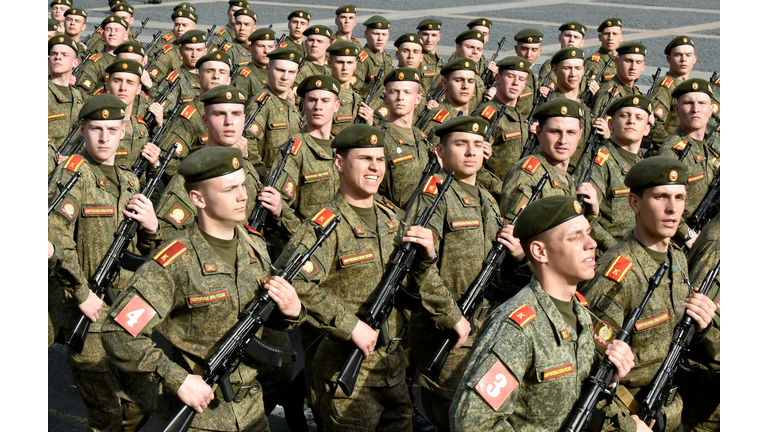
left=46, top=1, right=719, bottom=431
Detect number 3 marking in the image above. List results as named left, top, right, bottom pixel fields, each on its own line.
left=486, top=373, right=507, bottom=397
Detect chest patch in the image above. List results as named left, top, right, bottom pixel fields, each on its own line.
left=188, top=290, right=228, bottom=304
left=542, top=363, right=574, bottom=380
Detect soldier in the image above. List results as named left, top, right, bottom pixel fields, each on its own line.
left=220, top=7, right=258, bottom=68
left=151, top=29, right=208, bottom=119
left=579, top=156, right=718, bottom=432
left=147, top=8, right=199, bottom=88
left=280, top=10, right=311, bottom=57
left=450, top=196, right=644, bottom=432
left=353, top=15, right=393, bottom=98
left=585, top=17, right=624, bottom=85
left=273, top=124, right=437, bottom=431
left=85, top=2, right=136, bottom=56
left=48, top=94, right=160, bottom=432
left=369, top=33, right=429, bottom=123
left=145, top=2, right=197, bottom=62
left=295, top=25, right=333, bottom=87
left=76, top=15, right=130, bottom=101
left=591, top=42, right=646, bottom=115
left=62, top=8, right=88, bottom=54
left=48, top=35, right=83, bottom=155
left=419, top=58, right=478, bottom=138
left=333, top=5, right=361, bottom=49
left=416, top=18, right=443, bottom=91
left=466, top=18, right=493, bottom=77
left=657, top=78, right=718, bottom=248
left=112, top=41, right=155, bottom=119
left=404, top=116, right=517, bottom=432
left=207, top=0, right=250, bottom=49
left=101, top=146, right=305, bottom=432
left=232, top=28, right=276, bottom=99
left=511, top=29, right=544, bottom=117
left=538, top=22, right=588, bottom=93
left=327, top=41, right=374, bottom=134
left=50, top=0, right=71, bottom=30
left=428, top=30, right=492, bottom=113
left=573, top=95, right=653, bottom=255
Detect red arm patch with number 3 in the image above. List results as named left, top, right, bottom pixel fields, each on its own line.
left=114, top=295, right=157, bottom=337
left=474, top=360, right=518, bottom=411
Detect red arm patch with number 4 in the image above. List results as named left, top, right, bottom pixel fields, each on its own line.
left=474, top=360, right=518, bottom=411
left=115, top=295, right=156, bottom=337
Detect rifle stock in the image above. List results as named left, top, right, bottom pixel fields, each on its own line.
left=48, top=171, right=82, bottom=216
left=132, top=95, right=184, bottom=178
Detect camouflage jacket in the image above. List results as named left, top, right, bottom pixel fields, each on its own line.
left=687, top=214, right=720, bottom=330
left=218, top=39, right=252, bottom=68
left=472, top=97, right=528, bottom=180
left=418, top=99, right=466, bottom=140
left=584, top=47, right=617, bottom=85
left=499, top=153, right=578, bottom=221
left=294, top=60, right=331, bottom=94
left=48, top=80, right=83, bottom=150
left=590, top=75, right=641, bottom=117
left=207, top=25, right=236, bottom=51
left=76, top=50, right=115, bottom=100
left=649, top=72, right=683, bottom=146
left=114, top=114, right=150, bottom=172
left=353, top=44, right=393, bottom=97
left=278, top=37, right=306, bottom=57
left=244, top=86, right=304, bottom=169
left=331, top=86, right=362, bottom=136
left=231, top=62, right=269, bottom=100
left=379, top=120, right=433, bottom=209
left=151, top=67, right=200, bottom=119
left=418, top=51, right=443, bottom=91
left=156, top=97, right=206, bottom=181
left=147, top=42, right=183, bottom=88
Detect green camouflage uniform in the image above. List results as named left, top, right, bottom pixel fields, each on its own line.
left=353, top=45, right=393, bottom=97
left=584, top=48, right=617, bottom=86
left=220, top=39, right=253, bottom=68
left=101, top=222, right=306, bottom=432
left=295, top=61, right=331, bottom=93
left=649, top=73, right=683, bottom=146
left=245, top=86, right=305, bottom=169
left=76, top=51, right=115, bottom=100
left=418, top=52, right=443, bottom=91
left=48, top=80, right=84, bottom=150
left=151, top=67, right=201, bottom=119
left=579, top=232, right=719, bottom=431
left=207, top=25, right=237, bottom=51
left=279, top=37, right=306, bottom=57
left=331, top=86, right=362, bottom=136
left=147, top=42, right=183, bottom=88
left=331, top=33, right=361, bottom=50
left=231, top=63, right=269, bottom=99
left=48, top=152, right=160, bottom=431
left=85, top=27, right=105, bottom=52
left=378, top=120, right=433, bottom=209
left=471, top=97, right=528, bottom=180
left=156, top=97, right=206, bottom=182
left=590, top=76, right=641, bottom=116
left=418, top=100, right=466, bottom=140
left=133, top=91, right=153, bottom=120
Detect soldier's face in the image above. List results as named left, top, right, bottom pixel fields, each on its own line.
left=228, top=6, right=243, bottom=28
left=304, top=89, right=340, bottom=128
left=675, top=92, right=713, bottom=133
left=536, top=116, right=582, bottom=165
left=203, top=103, right=246, bottom=147
left=469, top=25, right=490, bottom=45
left=384, top=81, right=422, bottom=117
left=335, top=147, right=386, bottom=202
left=443, top=70, right=475, bottom=105
left=305, top=35, right=331, bottom=61
left=288, top=17, right=309, bottom=39
left=437, top=131, right=485, bottom=182
left=365, top=29, right=389, bottom=52
left=81, top=119, right=125, bottom=164
left=51, top=4, right=69, bottom=21
left=198, top=62, right=231, bottom=91
left=173, top=17, right=197, bottom=39
left=496, top=69, right=527, bottom=102
left=107, top=72, right=142, bottom=105
left=49, top=45, right=79, bottom=74
left=536, top=215, right=596, bottom=284
left=629, top=185, right=686, bottom=241
left=336, top=13, right=356, bottom=34
left=396, top=42, right=423, bottom=68
left=457, top=40, right=483, bottom=62
left=235, top=16, right=256, bottom=43
left=266, top=59, right=299, bottom=93
left=609, top=106, right=651, bottom=145
left=599, top=27, right=623, bottom=52
left=515, top=42, right=542, bottom=63
left=181, top=42, right=207, bottom=69
left=667, top=45, right=697, bottom=76
left=617, top=54, right=645, bottom=83
left=553, top=59, right=585, bottom=91
left=418, top=30, right=441, bottom=53
left=64, top=14, right=86, bottom=37
left=329, top=56, right=357, bottom=84
left=559, top=30, right=584, bottom=48
left=251, top=40, right=276, bottom=66
left=103, top=23, right=128, bottom=49
left=114, top=11, right=133, bottom=27
left=194, top=169, right=248, bottom=225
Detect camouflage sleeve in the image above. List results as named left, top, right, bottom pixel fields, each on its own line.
left=476, top=167, right=502, bottom=201
left=499, top=167, right=536, bottom=222
left=154, top=180, right=195, bottom=245
left=75, top=61, right=100, bottom=100
left=271, top=149, right=303, bottom=237
left=573, top=158, right=615, bottom=251
left=590, top=87, right=611, bottom=117
left=244, top=103, right=268, bottom=167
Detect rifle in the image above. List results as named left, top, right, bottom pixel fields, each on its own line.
left=144, top=30, right=163, bottom=56
left=56, top=119, right=84, bottom=158
left=133, top=17, right=150, bottom=39
left=81, top=25, right=100, bottom=47
left=66, top=144, right=178, bottom=354
left=428, top=85, right=446, bottom=104
left=144, top=48, right=165, bottom=76
left=446, top=52, right=457, bottom=64
left=72, top=50, right=93, bottom=77
left=644, top=67, right=662, bottom=98
left=48, top=171, right=82, bottom=216
left=143, top=77, right=180, bottom=132
left=424, top=172, right=549, bottom=380
left=581, top=57, right=614, bottom=105
left=677, top=142, right=692, bottom=162
left=204, top=25, right=217, bottom=49
left=355, top=68, right=384, bottom=124
left=709, top=71, right=719, bottom=86
left=162, top=215, right=340, bottom=432
left=481, top=81, right=497, bottom=104
left=248, top=138, right=292, bottom=232
left=484, top=105, right=506, bottom=142
left=480, top=36, right=506, bottom=89
left=132, top=96, right=184, bottom=178
left=520, top=91, right=554, bottom=159
left=276, top=33, right=287, bottom=47
left=336, top=172, right=456, bottom=396
left=639, top=261, right=720, bottom=429
left=687, top=177, right=720, bottom=237
left=230, top=65, right=241, bottom=79
left=297, top=56, right=307, bottom=74
left=244, top=91, right=272, bottom=138
left=576, top=85, right=618, bottom=206
left=563, top=261, right=669, bottom=432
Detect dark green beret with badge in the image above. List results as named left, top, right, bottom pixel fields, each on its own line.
left=617, top=42, right=647, bottom=57
left=174, top=2, right=196, bottom=12
left=228, top=0, right=249, bottom=7
left=48, top=18, right=59, bottom=32
left=455, top=29, right=485, bottom=45
left=417, top=18, right=442, bottom=31
left=303, top=25, right=332, bottom=39
left=49, top=34, right=80, bottom=54
left=440, top=58, right=479, bottom=76
left=267, top=47, right=302, bottom=64
left=383, top=67, right=421, bottom=85
left=532, top=98, right=585, bottom=122
left=249, top=28, right=276, bottom=42
left=336, top=5, right=357, bottom=15
left=64, top=8, right=88, bottom=20
left=671, top=78, right=714, bottom=99
left=551, top=47, right=585, bottom=65
left=296, top=75, right=341, bottom=98
left=363, top=15, right=390, bottom=29
left=79, top=94, right=127, bottom=120
left=559, top=21, right=586, bottom=36
left=624, top=156, right=687, bottom=189
left=111, top=2, right=134, bottom=15
left=196, top=50, right=233, bottom=70
left=105, top=59, right=144, bottom=77
left=233, top=8, right=258, bottom=22
left=496, top=56, right=531, bottom=73
left=598, top=18, right=623, bottom=32
left=101, top=15, right=129, bottom=30
left=331, top=124, right=384, bottom=149
left=179, top=146, right=244, bottom=183
left=395, top=33, right=424, bottom=48
left=114, top=41, right=145, bottom=56
left=178, top=29, right=207, bottom=45
left=514, top=28, right=544, bottom=44
left=288, top=10, right=311, bottom=21
left=606, top=94, right=653, bottom=116
left=514, top=196, right=585, bottom=240
left=200, top=84, right=247, bottom=106
left=173, top=8, right=198, bottom=23
left=466, top=18, right=492, bottom=28
left=434, top=116, right=489, bottom=138
left=50, top=0, right=72, bottom=6
left=327, top=40, right=359, bottom=57
left=664, top=35, right=695, bottom=55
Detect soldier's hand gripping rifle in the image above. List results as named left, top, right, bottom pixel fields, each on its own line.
left=336, top=172, right=456, bottom=397
left=520, top=91, right=554, bottom=159
left=563, top=261, right=668, bottom=432
left=66, top=144, right=178, bottom=354
left=132, top=94, right=184, bottom=178
left=480, top=36, right=506, bottom=89
left=48, top=171, right=82, bottom=216
left=581, top=57, right=614, bottom=105
left=248, top=137, right=292, bottom=232
left=143, top=76, right=180, bottom=132
left=162, top=216, right=341, bottom=432
left=133, top=17, right=150, bottom=39
left=639, top=261, right=720, bottom=429
left=355, top=68, right=384, bottom=124
left=424, top=172, right=549, bottom=380
left=576, top=84, right=618, bottom=206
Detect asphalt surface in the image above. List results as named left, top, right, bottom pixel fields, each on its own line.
left=47, top=1, right=720, bottom=431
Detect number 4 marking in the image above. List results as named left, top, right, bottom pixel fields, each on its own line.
left=125, top=308, right=145, bottom=327
left=115, top=295, right=156, bottom=337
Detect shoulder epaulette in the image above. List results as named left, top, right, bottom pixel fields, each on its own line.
left=595, top=148, right=610, bottom=166
left=661, top=77, right=674, bottom=88
left=278, top=41, right=288, bottom=48
left=591, top=53, right=601, bottom=62
left=605, top=255, right=633, bottom=283
left=480, top=105, right=496, bottom=120
left=240, top=67, right=251, bottom=77
left=96, top=28, right=104, bottom=35
left=162, top=32, right=174, bottom=41
left=330, top=37, right=337, bottom=45
left=522, top=156, right=541, bottom=174
left=153, top=240, right=188, bottom=268
left=575, top=292, right=589, bottom=307
left=92, top=88, right=105, bottom=96
left=136, top=115, right=146, bottom=125
left=432, top=109, right=450, bottom=123
left=166, top=71, right=180, bottom=83
left=256, top=91, right=269, bottom=103
left=222, top=43, right=233, bottom=52
left=673, top=141, right=687, bottom=152
left=215, top=28, right=226, bottom=36
left=242, top=223, right=264, bottom=238
left=358, top=51, right=369, bottom=62
left=311, top=208, right=337, bottom=228
left=180, top=105, right=197, bottom=119
left=379, top=196, right=396, bottom=210
left=63, top=155, right=85, bottom=172
left=715, top=76, right=720, bottom=86
left=89, top=53, right=101, bottom=62
left=289, top=138, right=303, bottom=155
left=423, top=175, right=441, bottom=195
left=162, top=44, right=173, bottom=54
left=509, top=304, right=536, bottom=327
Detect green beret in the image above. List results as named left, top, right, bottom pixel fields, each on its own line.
left=267, top=47, right=302, bottom=64
left=670, top=78, right=714, bottom=99
left=48, top=18, right=59, bottom=32
left=417, top=18, right=442, bottom=31
left=363, top=15, right=391, bottom=29
left=616, top=42, right=647, bottom=57
left=624, top=156, right=687, bottom=189
left=551, top=47, right=585, bottom=65
left=383, top=67, right=421, bottom=85
left=664, top=35, right=695, bottom=55
left=173, top=2, right=196, bottom=12
left=233, top=8, right=258, bottom=23
left=178, top=29, right=207, bottom=45
left=105, top=59, right=144, bottom=77
left=598, top=18, right=623, bottom=32
left=331, top=124, right=384, bottom=149
left=50, top=0, right=72, bottom=6
left=455, top=29, right=485, bottom=45
left=111, top=2, right=134, bottom=15
left=178, top=146, right=245, bottom=183
left=228, top=0, right=249, bottom=7
left=288, top=10, right=311, bottom=21
left=64, top=8, right=88, bottom=20
left=335, top=5, right=357, bottom=15
left=78, top=94, right=127, bottom=121
left=303, top=25, right=332, bottom=39
left=434, top=116, right=489, bottom=138
left=100, top=15, right=129, bottom=30
left=395, top=33, right=424, bottom=48
left=296, top=75, right=341, bottom=98
left=559, top=21, right=586, bottom=36
left=114, top=40, right=145, bottom=56
left=466, top=18, right=492, bottom=29
left=172, top=8, right=198, bottom=23
left=496, top=56, right=531, bottom=73
left=249, top=28, right=276, bottom=42
left=196, top=50, right=233, bottom=70
left=48, top=34, right=79, bottom=54
left=514, top=196, right=585, bottom=240
left=440, top=58, right=479, bottom=76
left=514, top=28, right=544, bottom=44
left=327, top=40, right=359, bottom=57
left=606, top=94, right=653, bottom=116
left=200, top=85, right=247, bottom=106
left=532, top=98, right=585, bottom=122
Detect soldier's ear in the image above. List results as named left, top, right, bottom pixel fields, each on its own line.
left=627, top=192, right=641, bottom=215
left=530, top=239, right=547, bottom=264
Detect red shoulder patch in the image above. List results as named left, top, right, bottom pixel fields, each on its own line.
left=605, top=255, right=633, bottom=283
left=162, top=32, right=174, bottom=41
left=180, top=105, right=197, bottom=119
left=522, top=157, right=541, bottom=174
left=591, top=53, right=601, bottom=62
left=166, top=71, right=180, bottom=83
left=509, top=304, right=536, bottom=327
left=89, top=53, right=101, bottom=62
left=661, top=77, right=674, bottom=88
left=242, top=223, right=264, bottom=238
left=216, top=28, right=226, bottom=36
left=575, top=292, right=589, bottom=307
left=432, top=109, right=450, bottom=123
left=135, top=115, right=146, bottom=125
left=114, top=295, right=157, bottom=337
left=240, top=67, right=251, bottom=77
left=311, top=208, right=337, bottom=228
left=474, top=360, right=518, bottom=411
left=162, top=44, right=173, bottom=54
left=359, top=51, right=369, bottom=62
left=153, top=240, right=187, bottom=268
left=63, top=155, right=85, bottom=172
left=595, top=148, right=610, bottom=166
left=480, top=106, right=496, bottom=120
left=423, top=175, right=441, bottom=195
left=278, top=41, right=288, bottom=48
left=290, top=138, right=303, bottom=155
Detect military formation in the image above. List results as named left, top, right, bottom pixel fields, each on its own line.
left=48, top=2, right=720, bottom=431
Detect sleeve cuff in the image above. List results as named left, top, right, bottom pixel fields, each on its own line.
left=159, top=360, right=190, bottom=396
left=434, top=303, right=462, bottom=331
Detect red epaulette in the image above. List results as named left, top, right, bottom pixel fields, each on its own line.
left=358, top=51, right=369, bottom=62
left=89, top=53, right=101, bottom=62
left=604, top=255, right=633, bottom=283
left=180, top=105, right=197, bottom=119
left=432, top=109, right=450, bottom=123
left=63, top=155, right=85, bottom=172
left=166, top=71, right=180, bottom=82
left=423, top=175, right=441, bottom=195
left=216, top=28, right=226, bottom=36
left=289, top=138, right=303, bottom=155
left=240, top=67, right=251, bottom=77
left=311, top=208, right=337, bottom=228
left=480, top=106, right=496, bottom=120
left=242, top=223, right=264, bottom=238
left=136, top=115, right=146, bottom=125
left=595, top=148, right=610, bottom=166
left=509, top=304, right=536, bottom=327
left=153, top=240, right=188, bottom=268
left=591, top=53, right=601, bottom=62
left=162, top=44, right=173, bottom=54
left=575, top=292, right=589, bottom=307
left=661, top=77, right=674, bottom=88
left=162, top=32, right=174, bottom=41
left=522, top=157, right=541, bottom=174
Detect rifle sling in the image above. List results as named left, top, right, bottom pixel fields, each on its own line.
left=616, top=384, right=642, bottom=415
